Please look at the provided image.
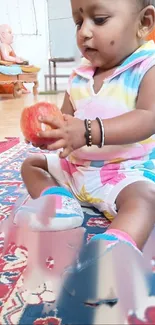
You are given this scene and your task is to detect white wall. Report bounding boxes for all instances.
[47,0,77,58]
[47,0,79,91]
[0,0,50,91]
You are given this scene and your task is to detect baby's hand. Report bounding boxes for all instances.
[38,114,86,158]
[16,57,24,64]
[24,138,47,150]
[24,139,30,144]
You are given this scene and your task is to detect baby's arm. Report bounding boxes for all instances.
[61,92,74,116]
[92,66,155,146]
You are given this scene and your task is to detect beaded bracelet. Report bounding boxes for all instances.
[96,117,105,148]
[84,119,92,147]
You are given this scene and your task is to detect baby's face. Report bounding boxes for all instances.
[71,0,141,69]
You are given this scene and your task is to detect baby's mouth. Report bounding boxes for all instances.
[84,47,97,53]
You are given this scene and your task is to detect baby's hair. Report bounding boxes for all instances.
[139,0,155,7]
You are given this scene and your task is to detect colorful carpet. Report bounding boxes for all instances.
[0,137,20,154]
[0,140,155,324]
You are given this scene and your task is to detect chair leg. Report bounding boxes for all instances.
[49,60,52,91]
[33,81,39,96]
[53,61,57,91]
[45,76,48,92]
[13,82,22,98]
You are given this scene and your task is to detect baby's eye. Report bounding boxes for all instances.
[93,17,108,25]
[75,21,83,30]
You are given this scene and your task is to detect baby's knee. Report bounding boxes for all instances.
[142,183,155,214]
[146,183,155,200]
[21,154,48,177]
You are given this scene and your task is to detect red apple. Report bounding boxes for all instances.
[20,102,63,146]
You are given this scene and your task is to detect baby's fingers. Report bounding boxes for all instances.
[59,147,71,158]
[38,129,62,139]
[46,139,66,151]
[39,116,63,128]
[25,139,30,144]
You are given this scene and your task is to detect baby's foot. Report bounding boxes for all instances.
[61,239,149,321]
[14,187,84,231]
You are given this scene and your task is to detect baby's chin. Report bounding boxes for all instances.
[81,49,117,70]
[87,58,112,70]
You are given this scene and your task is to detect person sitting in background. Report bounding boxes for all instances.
[0,24,24,64]
[0,24,29,94]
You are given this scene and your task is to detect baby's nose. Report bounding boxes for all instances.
[79,19,93,40]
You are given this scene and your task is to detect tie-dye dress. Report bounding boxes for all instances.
[46,41,155,220]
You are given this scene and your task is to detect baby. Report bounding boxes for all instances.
[22,0,155,256]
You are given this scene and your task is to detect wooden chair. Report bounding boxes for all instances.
[0,73,39,98]
[0,60,40,98]
[44,57,74,92]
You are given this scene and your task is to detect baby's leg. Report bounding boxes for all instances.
[21,154,57,199]
[20,154,84,231]
[62,182,155,315]
[109,181,155,250]
[92,181,155,251]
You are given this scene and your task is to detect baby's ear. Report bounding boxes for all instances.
[137,5,155,39]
